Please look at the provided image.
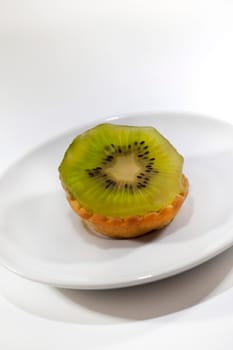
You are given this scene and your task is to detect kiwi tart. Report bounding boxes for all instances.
[59,123,188,238]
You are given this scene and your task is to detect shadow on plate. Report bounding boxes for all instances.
[1,245,233,325]
[55,246,233,323]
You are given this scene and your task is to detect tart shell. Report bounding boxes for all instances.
[63,175,189,239]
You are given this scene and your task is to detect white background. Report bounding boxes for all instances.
[0,1,233,349]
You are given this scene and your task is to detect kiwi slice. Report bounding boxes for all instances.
[59,123,184,218]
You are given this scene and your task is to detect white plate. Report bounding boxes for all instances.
[0,113,233,289]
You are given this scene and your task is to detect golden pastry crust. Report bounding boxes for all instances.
[63,175,189,239]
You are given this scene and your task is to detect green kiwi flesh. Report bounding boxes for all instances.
[59,123,184,218]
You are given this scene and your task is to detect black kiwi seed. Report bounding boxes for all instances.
[140,141,145,145]
[137,183,145,188]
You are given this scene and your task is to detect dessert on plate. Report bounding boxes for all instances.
[59,123,188,238]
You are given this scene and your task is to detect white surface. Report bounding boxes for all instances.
[1,0,233,349]
[0,113,233,290]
